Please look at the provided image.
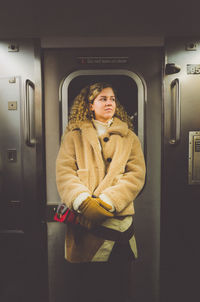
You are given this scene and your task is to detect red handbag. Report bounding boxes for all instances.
[54,203,79,224]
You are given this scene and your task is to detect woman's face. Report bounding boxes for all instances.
[90,87,116,123]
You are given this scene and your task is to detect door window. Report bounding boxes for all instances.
[60,70,145,149]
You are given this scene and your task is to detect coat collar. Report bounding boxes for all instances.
[106,117,129,137]
[69,117,129,137]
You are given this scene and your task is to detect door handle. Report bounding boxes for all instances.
[25,79,36,147]
[169,78,181,145]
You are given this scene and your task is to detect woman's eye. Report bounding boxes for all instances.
[99,97,115,102]
[100,97,107,102]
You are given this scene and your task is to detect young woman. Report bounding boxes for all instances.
[56,82,146,302]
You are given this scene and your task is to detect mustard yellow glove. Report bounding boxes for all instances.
[95,197,113,211]
[79,197,114,222]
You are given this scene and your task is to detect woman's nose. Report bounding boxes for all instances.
[105,98,113,105]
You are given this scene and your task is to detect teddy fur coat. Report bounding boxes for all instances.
[56,117,146,216]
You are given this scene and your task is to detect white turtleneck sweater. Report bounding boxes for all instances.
[92,118,113,137]
[73,119,115,212]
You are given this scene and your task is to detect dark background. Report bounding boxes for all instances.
[0,0,200,38]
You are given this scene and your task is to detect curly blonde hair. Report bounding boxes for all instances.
[68,82,133,130]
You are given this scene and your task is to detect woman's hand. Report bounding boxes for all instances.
[78,196,114,222]
[95,197,113,211]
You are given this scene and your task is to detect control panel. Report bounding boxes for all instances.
[188,131,200,185]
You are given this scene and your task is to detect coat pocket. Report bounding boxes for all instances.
[77,169,89,187]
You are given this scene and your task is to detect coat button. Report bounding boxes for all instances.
[103,137,109,142]
[107,157,112,163]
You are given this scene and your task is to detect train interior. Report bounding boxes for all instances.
[0,2,200,302]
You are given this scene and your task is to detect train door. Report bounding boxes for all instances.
[43,47,163,302]
[162,37,200,302]
[0,39,47,302]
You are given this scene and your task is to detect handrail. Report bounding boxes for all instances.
[169,78,181,145]
[25,79,35,147]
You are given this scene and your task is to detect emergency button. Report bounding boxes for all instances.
[103,137,109,142]
[107,157,112,163]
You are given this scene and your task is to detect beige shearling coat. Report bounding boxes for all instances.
[56,117,146,216]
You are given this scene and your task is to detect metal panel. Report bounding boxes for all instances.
[162,37,200,302]
[41,36,164,48]
[0,76,23,224]
[0,39,47,302]
[0,40,37,220]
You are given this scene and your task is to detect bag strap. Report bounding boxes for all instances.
[89,220,135,244]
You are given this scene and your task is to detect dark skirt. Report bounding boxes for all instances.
[64,241,135,302]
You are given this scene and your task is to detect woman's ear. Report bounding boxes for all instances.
[90,103,94,111]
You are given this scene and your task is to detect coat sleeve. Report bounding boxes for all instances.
[56,131,91,209]
[100,134,146,213]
